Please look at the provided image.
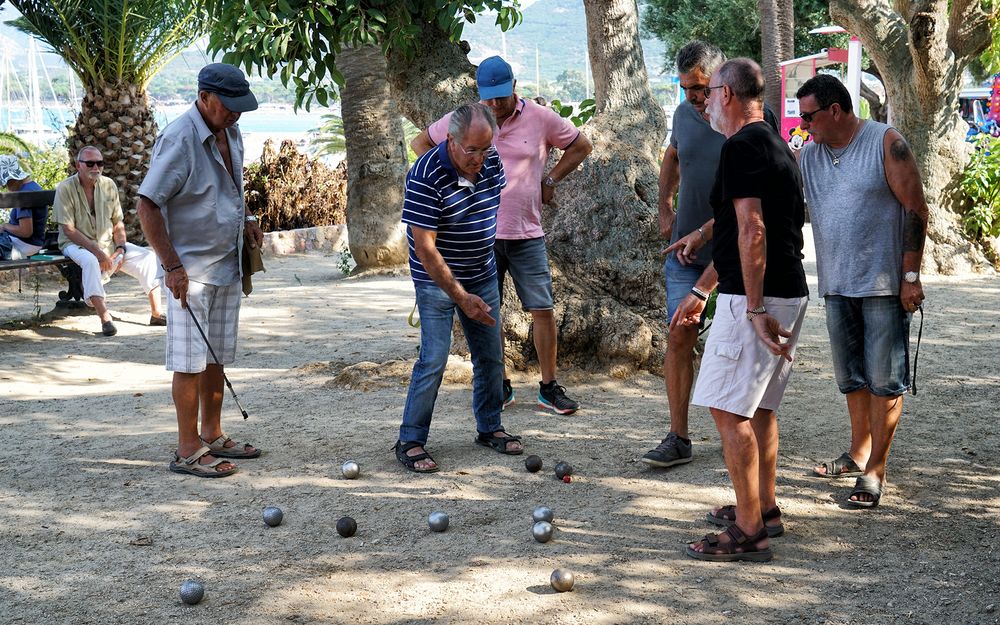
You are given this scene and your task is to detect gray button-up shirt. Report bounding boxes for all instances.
[138,104,246,286]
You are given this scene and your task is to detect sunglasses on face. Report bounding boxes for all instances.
[78,160,105,168]
[799,103,832,123]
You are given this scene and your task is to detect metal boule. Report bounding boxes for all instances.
[179,579,205,604]
[532,506,554,523]
[524,455,543,472]
[341,461,360,479]
[554,461,573,480]
[336,516,357,538]
[532,521,554,543]
[550,568,575,592]
[262,506,283,527]
[428,511,450,532]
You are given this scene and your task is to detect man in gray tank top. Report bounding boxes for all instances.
[796,74,928,508]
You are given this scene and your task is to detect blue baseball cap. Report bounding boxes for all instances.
[476,56,514,100]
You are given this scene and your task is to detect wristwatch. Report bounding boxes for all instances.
[903,271,919,283]
[543,176,558,187]
[245,215,258,223]
[746,305,767,321]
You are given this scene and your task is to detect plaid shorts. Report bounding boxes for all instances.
[166,280,242,373]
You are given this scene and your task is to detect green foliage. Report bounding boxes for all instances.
[0,132,34,156]
[205,0,522,111]
[8,0,209,89]
[553,69,587,101]
[960,134,1000,240]
[310,113,346,158]
[641,0,839,70]
[24,146,71,191]
[549,98,595,127]
[337,247,355,275]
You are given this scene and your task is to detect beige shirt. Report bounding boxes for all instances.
[138,104,245,286]
[54,174,123,255]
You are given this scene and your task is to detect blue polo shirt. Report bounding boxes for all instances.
[402,140,506,287]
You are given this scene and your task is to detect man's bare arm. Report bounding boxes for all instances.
[1,216,32,238]
[658,144,680,239]
[411,130,436,157]
[884,129,928,311]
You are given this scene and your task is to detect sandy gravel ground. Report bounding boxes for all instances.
[1,236,998,625]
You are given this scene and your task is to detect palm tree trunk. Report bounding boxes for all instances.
[339,46,408,270]
[70,82,158,243]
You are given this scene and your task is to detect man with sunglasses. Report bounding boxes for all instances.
[411,55,593,416]
[395,103,522,473]
[53,146,166,337]
[796,74,928,508]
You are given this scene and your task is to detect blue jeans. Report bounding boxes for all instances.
[399,278,504,445]
[825,295,911,396]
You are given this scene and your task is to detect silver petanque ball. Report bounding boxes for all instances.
[532,521,554,543]
[428,511,450,532]
[179,579,205,605]
[550,568,575,592]
[262,506,284,527]
[341,461,360,479]
[532,505,554,523]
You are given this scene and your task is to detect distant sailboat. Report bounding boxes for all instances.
[1,37,66,146]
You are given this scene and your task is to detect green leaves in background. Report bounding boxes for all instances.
[961,134,1000,240]
[206,0,522,111]
[550,98,595,127]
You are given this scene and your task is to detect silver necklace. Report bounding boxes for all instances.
[823,119,862,166]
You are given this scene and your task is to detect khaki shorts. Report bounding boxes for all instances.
[691,293,808,418]
[166,280,241,373]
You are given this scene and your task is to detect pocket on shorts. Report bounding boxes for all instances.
[714,341,743,361]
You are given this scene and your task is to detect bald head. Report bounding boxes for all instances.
[716,58,765,105]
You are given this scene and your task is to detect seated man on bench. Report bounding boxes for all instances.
[54,146,166,336]
[0,155,49,260]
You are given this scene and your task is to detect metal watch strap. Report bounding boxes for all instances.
[746,305,766,321]
[245,215,258,222]
[690,287,708,301]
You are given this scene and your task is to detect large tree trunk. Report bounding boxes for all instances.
[70,82,157,243]
[339,46,408,271]
[386,29,477,129]
[757,0,794,113]
[830,0,992,273]
[528,0,666,372]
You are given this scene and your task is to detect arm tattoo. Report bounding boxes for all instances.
[890,138,912,162]
[903,210,926,253]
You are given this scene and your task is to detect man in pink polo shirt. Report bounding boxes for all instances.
[412,55,593,415]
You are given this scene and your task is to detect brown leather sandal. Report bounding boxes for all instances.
[706,505,785,537]
[685,524,773,562]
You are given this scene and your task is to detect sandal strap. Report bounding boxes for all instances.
[480,430,521,443]
[177,445,213,465]
[762,506,782,522]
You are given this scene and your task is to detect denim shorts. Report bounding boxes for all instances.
[495,237,554,311]
[664,253,708,321]
[825,295,911,396]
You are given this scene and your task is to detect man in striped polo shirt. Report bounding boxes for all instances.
[394,103,525,473]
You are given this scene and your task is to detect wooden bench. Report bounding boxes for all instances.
[0,190,85,308]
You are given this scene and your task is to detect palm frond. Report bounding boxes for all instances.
[8,0,209,89]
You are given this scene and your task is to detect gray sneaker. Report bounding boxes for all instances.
[641,432,693,468]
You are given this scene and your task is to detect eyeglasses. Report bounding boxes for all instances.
[702,85,726,98]
[78,159,105,168]
[457,142,495,158]
[799,103,832,123]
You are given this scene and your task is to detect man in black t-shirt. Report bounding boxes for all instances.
[673,59,809,563]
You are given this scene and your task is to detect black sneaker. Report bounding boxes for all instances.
[537,381,579,415]
[502,379,515,410]
[641,432,693,468]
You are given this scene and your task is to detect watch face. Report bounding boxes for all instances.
[904,271,918,283]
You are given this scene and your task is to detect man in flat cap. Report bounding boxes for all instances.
[138,63,263,478]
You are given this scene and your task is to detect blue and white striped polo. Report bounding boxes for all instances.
[402,140,506,287]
